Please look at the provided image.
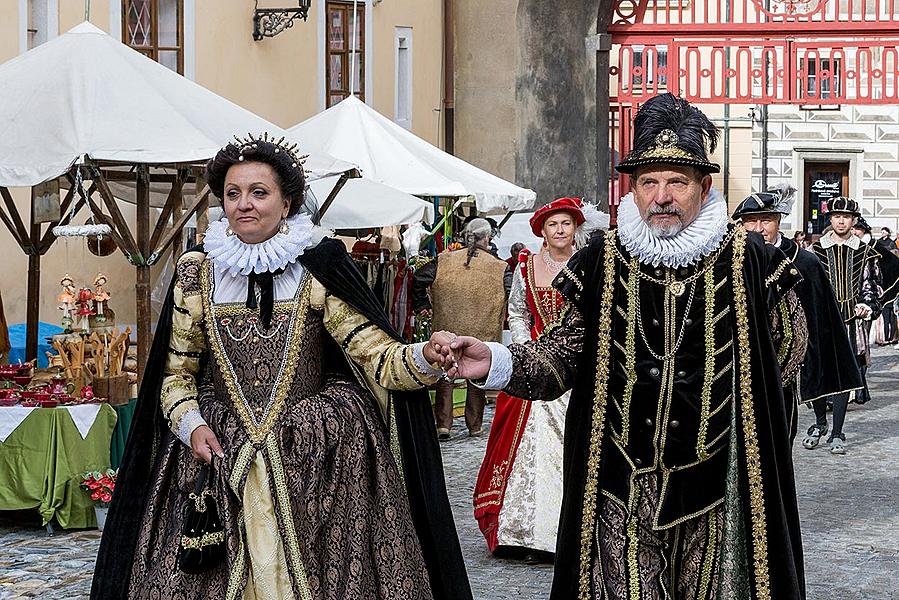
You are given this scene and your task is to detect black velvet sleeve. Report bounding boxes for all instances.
[505,305,586,401]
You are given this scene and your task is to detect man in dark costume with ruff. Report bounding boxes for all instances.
[433,93,808,600]
[732,187,863,443]
[806,198,899,453]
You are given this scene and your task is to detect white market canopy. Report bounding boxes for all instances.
[0,22,355,187]
[310,176,435,230]
[287,96,536,214]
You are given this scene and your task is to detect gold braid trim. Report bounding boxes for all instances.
[201,262,311,444]
[763,258,789,288]
[324,304,355,334]
[578,231,617,600]
[732,227,771,600]
[776,300,793,365]
[180,530,224,550]
[225,508,248,600]
[266,434,314,600]
[160,378,194,406]
[625,483,641,600]
[698,510,719,599]
[229,442,256,495]
[620,259,639,446]
[696,265,716,459]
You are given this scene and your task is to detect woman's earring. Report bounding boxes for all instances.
[226,227,234,236]
[279,219,290,235]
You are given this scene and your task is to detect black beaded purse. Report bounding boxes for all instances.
[177,459,226,574]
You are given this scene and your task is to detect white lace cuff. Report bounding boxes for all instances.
[473,342,513,390]
[177,407,208,447]
[411,342,444,378]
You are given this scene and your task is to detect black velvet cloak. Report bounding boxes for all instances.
[778,236,863,402]
[90,238,472,600]
[871,240,899,305]
[550,229,805,600]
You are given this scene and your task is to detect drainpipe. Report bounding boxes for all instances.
[443,0,454,155]
[723,0,731,201]
[760,104,769,191]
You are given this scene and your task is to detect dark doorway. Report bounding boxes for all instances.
[805,161,849,235]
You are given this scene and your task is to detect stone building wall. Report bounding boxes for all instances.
[753,104,899,233]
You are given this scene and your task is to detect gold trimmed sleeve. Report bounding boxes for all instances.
[162,252,209,446]
[314,277,440,390]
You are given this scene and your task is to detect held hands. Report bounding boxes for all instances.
[427,331,493,381]
[190,425,225,464]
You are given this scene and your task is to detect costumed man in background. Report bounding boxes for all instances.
[809,199,899,451]
[733,187,863,444]
[431,93,808,600]
[413,218,510,440]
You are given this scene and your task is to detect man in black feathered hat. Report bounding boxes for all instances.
[733,187,863,445]
[429,93,808,600]
[809,198,897,451]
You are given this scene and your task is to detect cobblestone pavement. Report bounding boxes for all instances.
[1,349,898,599]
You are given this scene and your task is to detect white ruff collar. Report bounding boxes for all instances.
[616,188,729,268]
[204,214,320,277]
[819,231,861,250]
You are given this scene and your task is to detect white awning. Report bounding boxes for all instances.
[287,96,536,213]
[0,22,355,187]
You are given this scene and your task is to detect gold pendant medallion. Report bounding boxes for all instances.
[669,280,686,297]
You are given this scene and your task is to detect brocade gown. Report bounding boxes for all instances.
[125,251,444,600]
[474,251,568,553]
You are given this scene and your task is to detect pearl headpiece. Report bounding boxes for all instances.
[228,132,311,175]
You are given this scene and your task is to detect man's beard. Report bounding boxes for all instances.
[645,206,686,238]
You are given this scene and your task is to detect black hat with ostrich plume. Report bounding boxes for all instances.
[616,93,720,174]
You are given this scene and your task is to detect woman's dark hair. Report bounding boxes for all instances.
[205,137,307,217]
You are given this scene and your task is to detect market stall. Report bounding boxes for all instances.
[287,96,537,241]
[0,400,117,530]
[0,22,356,377]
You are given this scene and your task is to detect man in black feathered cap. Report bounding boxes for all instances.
[733,186,863,444]
[809,198,899,452]
[430,93,809,600]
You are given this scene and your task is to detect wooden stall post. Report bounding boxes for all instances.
[25,224,40,362]
[195,173,209,240]
[135,165,151,380]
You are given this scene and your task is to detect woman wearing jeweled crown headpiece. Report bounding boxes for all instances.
[91,134,473,600]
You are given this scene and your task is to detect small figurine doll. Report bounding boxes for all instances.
[93,273,111,323]
[74,287,95,332]
[57,274,77,331]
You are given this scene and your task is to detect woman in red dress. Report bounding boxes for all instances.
[473,198,607,563]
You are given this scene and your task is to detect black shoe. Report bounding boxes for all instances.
[523,550,554,565]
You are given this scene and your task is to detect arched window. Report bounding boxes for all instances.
[123,0,184,74]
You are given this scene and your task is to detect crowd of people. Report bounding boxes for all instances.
[88,92,897,600]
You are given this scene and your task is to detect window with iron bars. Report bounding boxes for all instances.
[803,57,842,100]
[627,46,668,91]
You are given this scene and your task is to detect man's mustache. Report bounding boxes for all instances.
[647,205,684,217]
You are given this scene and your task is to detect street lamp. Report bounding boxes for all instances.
[252,0,312,41]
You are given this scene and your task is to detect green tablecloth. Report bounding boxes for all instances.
[110,398,138,470]
[0,404,117,528]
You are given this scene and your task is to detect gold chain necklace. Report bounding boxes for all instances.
[612,228,735,297]
[634,273,699,361]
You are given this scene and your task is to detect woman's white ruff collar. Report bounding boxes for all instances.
[616,188,729,268]
[204,214,316,276]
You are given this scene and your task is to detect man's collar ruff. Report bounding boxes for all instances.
[819,231,861,250]
[616,188,729,268]
[204,213,326,277]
